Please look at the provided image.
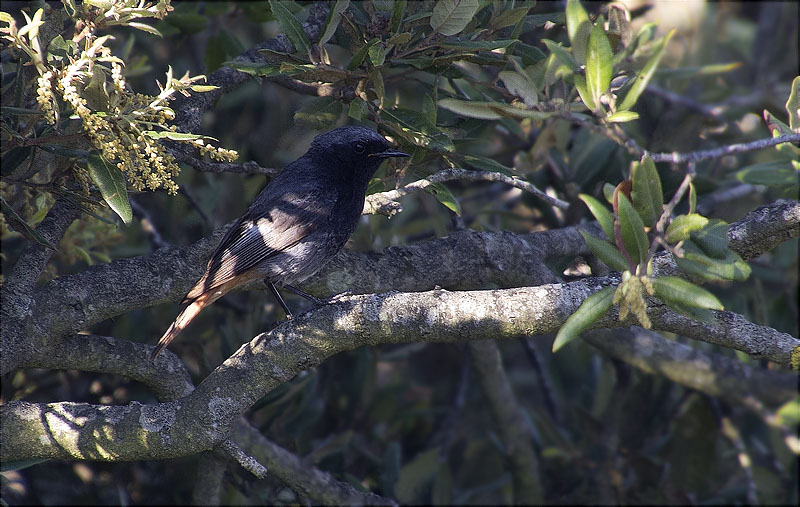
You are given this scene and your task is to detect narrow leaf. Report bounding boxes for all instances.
[498,70,538,106]
[541,39,578,72]
[491,6,530,30]
[565,0,591,65]
[586,17,612,110]
[631,156,663,228]
[580,230,629,272]
[438,98,503,120]
[617,193,649,267]
[652,276,723,310]
[86,152,132,224]
[579,193,614,241]
[553,286,615,352]
[319,0,350,47]
[424,182,461,215]
[617,29,674,111]
[0,196,59,250]
[605,110,639,122]
[269,0,311,55]
[786,76,800,131]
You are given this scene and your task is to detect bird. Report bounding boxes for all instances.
[150,126,408,359]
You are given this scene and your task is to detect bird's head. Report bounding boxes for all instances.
[309,126,408,174]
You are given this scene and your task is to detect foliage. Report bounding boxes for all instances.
[1,0,798,505]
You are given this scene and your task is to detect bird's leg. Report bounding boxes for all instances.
[282,284,326,305]
[266,281,293,319]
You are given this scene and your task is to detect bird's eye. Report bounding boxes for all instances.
[354,142,366,154]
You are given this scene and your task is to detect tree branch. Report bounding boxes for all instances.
[646,133,800,164]
[3,282,796,463]
[363,168,569,217]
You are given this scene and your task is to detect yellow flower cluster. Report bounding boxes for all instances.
[613,271,654,329]
[35,70,57,124]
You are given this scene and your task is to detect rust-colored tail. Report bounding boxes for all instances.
[150,291,217,360]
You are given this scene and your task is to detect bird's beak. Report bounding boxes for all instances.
[371,148,409,159]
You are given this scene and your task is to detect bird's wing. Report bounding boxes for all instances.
[185,186,337,301]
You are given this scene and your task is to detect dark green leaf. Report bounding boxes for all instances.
[86,152,132,225]
[348,97,369,120]
[269,0,311,55]
[390,0,407,33]
[369,43,387,66]
[294,96,342,129]
[553,285,615,352]
[439,39,517,50]
[514,42,546,66]
[347,38,379,70]
[424,182,461,215]
[319,0,349,47]
[462,154,512,175]
[736,160,797,187]
[0,196,59,250]
[579,194,614,241]
[1,147,33,176]
[617,193,649,267]
[617,29,674,111]
[665,214,708,244]
[438,98,503,120]
[491,6,530,30]
[674,240,751,282]
[631,156,663,228]
[430,0,480,36]
[395,447,441,504]
[541,39,578,72]
[691,220,729,259]
[580,230,629,272]
[652,276,723,310]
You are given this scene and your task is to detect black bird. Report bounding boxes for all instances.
[150,126,408,359]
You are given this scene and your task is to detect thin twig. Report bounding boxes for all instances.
[221,439,269,479]
[363,167,569,216]
[647,133,800,164]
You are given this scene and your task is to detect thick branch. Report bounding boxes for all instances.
[3,282,796,462]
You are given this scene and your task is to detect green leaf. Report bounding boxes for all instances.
[190,84,219,93]
[347,38,378,70]
[462,154,512,175]
[370,68,384,108]
[541,39,578,72]
[573,74,595,111]
[498,70,538,106]
[438,98,503,120]
[580,230,629,272]
[0,196,59,250]
[319,0,349,47]
[394,447,441,504]
[294,96,342,129]
[348,97,369,120]
[631,156,663,228]
[514,42,546,66]
[736,160,798,187]
[605,110,639,122]
[422,94,436,125]
[688,182,697,214]
[491,6,530,30]
[369,43,387,67]
[586,17,612,110]
[553,285,615,352]
[86,152,132,225]
[674,240,751,282]
[579,194,614,241]
[390,0,407,33]
[786,76,800,131]
[565,0,591,65]
[665,214,708,244]
[691,220,729,259]
[430,0,480,36]
[603,182,615,204]
[486,102,553,121]
[617,193,649,267]
[424,182,461,215]
[439,39,517,50]
[269,0,311,55]
[652,276,723,310]
[617,29,674,112]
